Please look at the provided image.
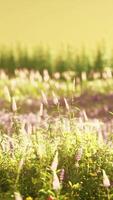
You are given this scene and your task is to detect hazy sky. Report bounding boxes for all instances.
[0,0,113,51]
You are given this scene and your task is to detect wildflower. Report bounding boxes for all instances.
[102,170,110,188]
[75,148,83,162]
[4,86,11,102]
[51,151,58,171]
[53,171,60,191]
[59,168,65,183]
[41,91,48,105]
[52,91,59,105]
[43,69,50,81]
[14,192,23,200]
[11,97,17,112]
[64,98,69,111]
[53,72,60,79]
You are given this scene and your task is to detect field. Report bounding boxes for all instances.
[0,47,113,200]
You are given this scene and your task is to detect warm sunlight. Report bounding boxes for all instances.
[0,0,113,51]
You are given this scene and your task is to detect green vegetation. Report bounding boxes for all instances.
[0,46,112,82]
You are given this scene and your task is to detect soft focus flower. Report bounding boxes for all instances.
[11,97,17,112]
[43,69,50,81]
[102,169,110,188]
[4,86,11,102]
[41,91,48,105]
[52,91,59,105]
[75,148,83,162]
[14,192,23,200]
[53,171,60,191]
[51,151,58,171]
[53,72,60,79]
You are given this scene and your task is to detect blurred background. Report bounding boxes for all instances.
[0,0,113,53]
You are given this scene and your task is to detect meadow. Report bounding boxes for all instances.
[0,47,113,200]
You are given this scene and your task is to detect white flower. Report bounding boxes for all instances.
[14,192,23,200]
[51,151,58,171]
[53,171,60,191]
[102,170,110,188]
[11,97,17,112]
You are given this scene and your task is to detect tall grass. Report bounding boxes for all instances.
[0,45,112,81]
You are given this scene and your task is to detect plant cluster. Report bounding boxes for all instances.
[0,104,113,200]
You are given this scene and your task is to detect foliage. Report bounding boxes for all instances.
[0,45,112,81]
